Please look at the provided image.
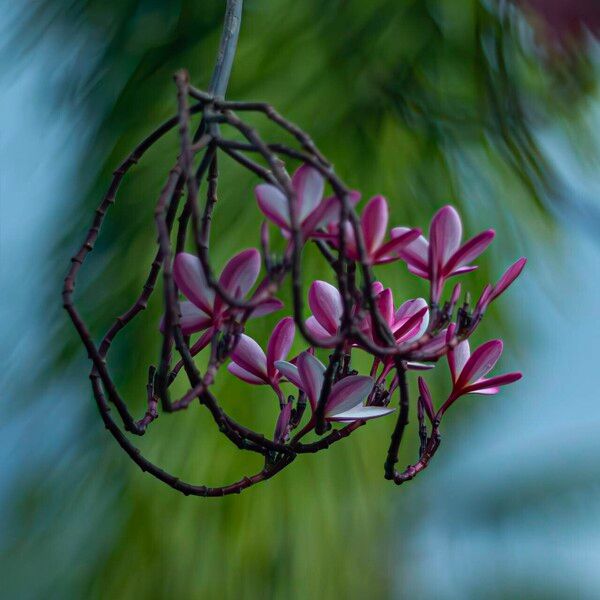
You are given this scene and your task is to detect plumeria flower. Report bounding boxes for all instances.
[392,205,495,303]
[275,352,394,422]
[170,249,282,353]
[227,317,295,395]
[439,324,522,415]
[255,164,360,240]
[327,195,421,265]
[478,257,527,313]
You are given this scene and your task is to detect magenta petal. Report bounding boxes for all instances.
[297,352,326,408]
[375,228,422,263]
[219,248,261,298]
[490,257,527,303]
[429,205,462,268]
[457,339,503,389]
[255,183,291,230]
[178,301,212,335]
[173,252,215,314]
[326,375,374,416]
[394,306,428,342]
[361,195,388,255]
[448,265,478,277]
[418,377,436,422]
[463,372,522,394]
[308,280,343,334]
[231,334,268,381]
[452,340,470,382]
[371,281,385,296]
[406,263,430,279]
[418,329,449,355]
[292,164,325,222]
[329,405,394,422]
[305,190,361,234]
[266,317,295,378]
[228,362,267,385]
[273,360,304,390]
[444,229,495,275]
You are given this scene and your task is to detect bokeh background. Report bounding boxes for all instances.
[1,1,599,598]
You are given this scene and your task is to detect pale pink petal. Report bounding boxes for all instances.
[489,257,527,303]
[407,362,435,370]
[448,265,478,277]
[453,340,471,382]
[227,362,267,385]
[468,387,499,395]
[297,352,326,409]
[326,376,374,416]
[406,263,430,279]
[371,281,385,295]
[444,230,495,275]
[418,329,448,355]
[267,317,295,378]
[463,372,522,394]
[308,280,343,334]
[456,340,503,389]
[173,252,215,314]
[230,334,268,381]
[255,183,291,230]
[429,205,462,268]
[394,306,428,343]
[361,195,388,255]
[330,405,395,422]
[178,301,212,335]
[305,316,337,346]
[393,298,429,341]
[273,360,304,390]
[292,164,325,222]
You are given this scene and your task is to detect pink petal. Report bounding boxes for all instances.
[274,402,293,443]
[361,195,388,255]
[303,191,361,235]
[227,363,267,385]
[393,298,429,341]
[394,306,428,342]
[308,280,343,334]
[292,164,325,222]
[255,183,291,230]
[326,375,374,416]
[374,228,422,263]
[375,288,395,327]
[418,377,436,422]
[248,298,284,318]
[448,265,478,277]
[429,205,462,268]
[173,253,215,314]
[406,263,430,279]
[329,405,395,422]
[393,228,430,272]
[305,316,337,346]
[456,339,503,389]
[453,340,471,382]
[297,352,326,409]
[178,301,212,335]
[273,360,304,390]
[407,362,435,371]
[230,334,268,381]
[444,230,495,275]
[418,329,449,355]
[219,248,261,298]
[267,317,295,378]
[489,257,527,303]
[463,372,522,394]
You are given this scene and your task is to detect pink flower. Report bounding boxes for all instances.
[305,280,343,347]
[275,352,395,422]
[170,250,282,353]
[328,195,421,265]
[440,325,522,415]
[255,164,360,240]
[227,317,295,390]
[392,205,495,303]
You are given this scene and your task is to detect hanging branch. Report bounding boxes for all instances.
[63,0,526,497]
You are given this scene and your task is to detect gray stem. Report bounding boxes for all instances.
[208,0,244,99]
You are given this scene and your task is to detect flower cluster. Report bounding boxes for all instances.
[171,163,525,476]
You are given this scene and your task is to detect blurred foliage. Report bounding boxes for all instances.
[2,0,599,598]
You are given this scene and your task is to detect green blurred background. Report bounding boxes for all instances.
[1,1,599,598]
